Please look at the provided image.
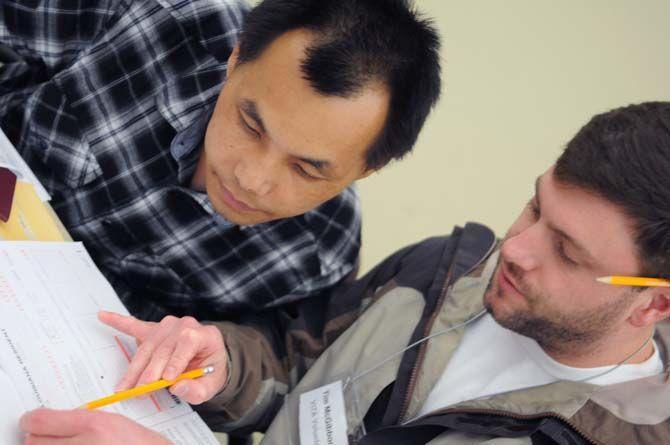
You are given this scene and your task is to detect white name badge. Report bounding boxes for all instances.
[299,380,349,445]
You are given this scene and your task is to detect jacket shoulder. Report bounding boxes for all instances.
[390,222,496,296]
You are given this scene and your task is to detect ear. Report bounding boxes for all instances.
[628,288,670,328]
[227,43,241,74]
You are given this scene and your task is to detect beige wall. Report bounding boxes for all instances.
[357,0,670,272]
[246,0,670,271]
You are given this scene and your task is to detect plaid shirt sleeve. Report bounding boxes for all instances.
[0,1,118,71]
[0,1,118,143]
[0,0,362,322]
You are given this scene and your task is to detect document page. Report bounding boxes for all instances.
[0,242,218,444]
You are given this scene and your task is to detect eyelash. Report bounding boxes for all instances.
[239,112,260,138]
[527,199,578,266]
[556,239,578,266]
[293,164,318,180]
[238,111,320,181]
[528,199,540,219]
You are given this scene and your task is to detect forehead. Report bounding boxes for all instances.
[541,168,641,274]
[233,29,389,175]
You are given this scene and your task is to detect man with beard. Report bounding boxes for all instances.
[21,102,670,443]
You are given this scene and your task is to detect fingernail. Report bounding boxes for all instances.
[175,385,189,397]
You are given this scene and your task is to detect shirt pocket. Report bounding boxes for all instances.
[22,81,102,188]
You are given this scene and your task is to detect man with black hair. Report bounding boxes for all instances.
[0,0,441,321]
[22,102,670,443]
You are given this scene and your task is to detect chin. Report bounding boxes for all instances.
[483,288,517,322]
[216,207,262,225]
[215,203,276,226]
[483,291,501,318]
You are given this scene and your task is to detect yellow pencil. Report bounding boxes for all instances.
[596,276,670,288]
[82,366,215,410]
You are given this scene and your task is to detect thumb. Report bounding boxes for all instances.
[169,366,228,405]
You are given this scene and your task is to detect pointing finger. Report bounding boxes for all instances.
[98,311,156,342]
[114,316,179,391]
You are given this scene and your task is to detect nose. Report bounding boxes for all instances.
[500,226,540,273]
[233,153,277,197]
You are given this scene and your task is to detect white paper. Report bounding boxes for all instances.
[299,380,349,445]
[0,241,218,444]
[0,127,50,201]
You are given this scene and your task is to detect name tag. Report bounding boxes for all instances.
[299,380,349,445]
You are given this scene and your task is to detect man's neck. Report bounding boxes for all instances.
[541,328,655,369]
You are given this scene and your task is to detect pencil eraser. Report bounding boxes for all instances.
[0,166,17,222]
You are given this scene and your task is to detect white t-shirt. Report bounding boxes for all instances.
[418,314,663,417]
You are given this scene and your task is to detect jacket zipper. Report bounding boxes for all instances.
[397,236,498,423]
[392,232,599,444]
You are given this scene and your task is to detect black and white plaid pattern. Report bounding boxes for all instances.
[0,0,361,321]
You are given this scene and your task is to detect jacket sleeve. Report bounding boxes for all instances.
[194,237,450,434]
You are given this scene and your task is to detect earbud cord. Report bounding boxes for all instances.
[576,331,655,383]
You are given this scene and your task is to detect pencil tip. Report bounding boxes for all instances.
[595,276,610,284]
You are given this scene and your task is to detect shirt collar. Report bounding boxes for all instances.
[168,104,246,230]
[169,103,214,162]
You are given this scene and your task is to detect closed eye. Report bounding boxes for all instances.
[293,163,319,180]
[555,238,578,266]
[238,110,260,138]
[529,197,578,266]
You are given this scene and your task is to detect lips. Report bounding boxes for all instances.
[498,263,523,296]
[217,177,259,213]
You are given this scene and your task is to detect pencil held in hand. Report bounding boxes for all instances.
[83,366,215,410]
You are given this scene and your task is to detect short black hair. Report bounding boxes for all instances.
[555,102,670,278]
[237,0,441,170]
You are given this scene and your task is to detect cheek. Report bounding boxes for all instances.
[531,269,587,310]
[204,125,242,172]
[275,181,343,214]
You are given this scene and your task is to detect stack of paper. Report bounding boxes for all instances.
[0,242,219,444]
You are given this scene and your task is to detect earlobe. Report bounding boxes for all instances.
[628,290,670,327]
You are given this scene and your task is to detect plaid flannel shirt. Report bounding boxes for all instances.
[0,0,361,321]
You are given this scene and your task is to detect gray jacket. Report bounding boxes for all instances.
[198,223,670,444]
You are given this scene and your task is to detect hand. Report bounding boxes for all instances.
[99,311,229,405]
[21,408,171,445]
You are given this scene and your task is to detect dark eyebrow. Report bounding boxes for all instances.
[535,175,597,265]
[239,99,334,177]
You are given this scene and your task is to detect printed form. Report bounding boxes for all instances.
[0,242,219,444]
